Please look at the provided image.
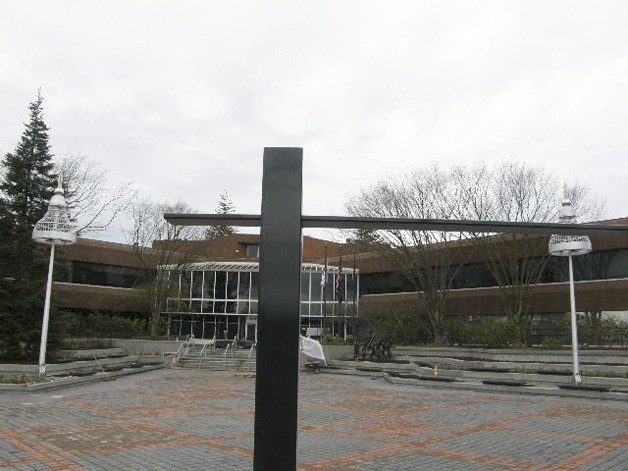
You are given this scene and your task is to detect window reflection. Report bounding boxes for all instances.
[215,272,226,299]
[251,272,260,299]
[165,265,360,325]
[239,272,251,299]
[203,271,215,299]
[227,272,238,299]
[191,271,203,298]
[180,271,191,298]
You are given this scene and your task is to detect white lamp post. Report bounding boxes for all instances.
[548,194,591,385]
[32,177,76,376]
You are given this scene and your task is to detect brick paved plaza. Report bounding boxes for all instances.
[0,369,626,470]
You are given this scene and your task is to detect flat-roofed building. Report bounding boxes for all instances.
[54,218,628,343]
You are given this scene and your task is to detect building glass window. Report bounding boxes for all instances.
[202,301,213,313]
[345,273,357,301]
[311,273,322,300]
[322,273,335,301]
[227,272,238,299]
[239,272,251,299]
[246,244,260,258]
[606,250,628,278]
[180,272,191,298]
[215,272,226,300]
[68,261,145,288]
[300,274,310,300]
[310,303,322,316]
[165,262,359,339]
[191,271,203,298]
[250,272,260,299]
[203,271,215,299]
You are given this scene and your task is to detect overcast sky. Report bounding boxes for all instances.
[1,1,627,242]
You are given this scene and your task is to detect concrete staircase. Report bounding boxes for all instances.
[177,344,256,372]
[328,346,628,392]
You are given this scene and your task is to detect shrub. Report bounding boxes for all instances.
[52,311,148,339]
[476,317,520,348]
[320,335,350,345]
[542,337,563,350]
[444,316,520,348]
[444,319,473,346]
[0,374,46,384]
[363,308,432,345]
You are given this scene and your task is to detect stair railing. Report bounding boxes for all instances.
[182,334,194,357]
[223,334,237,368]
[198,343,208,369]
[164,337,191,367]
[248,342,257,359]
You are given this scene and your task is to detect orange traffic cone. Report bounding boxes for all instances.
[433,366,438,379]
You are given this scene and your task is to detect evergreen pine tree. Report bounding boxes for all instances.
[0,92,56,359]
[204,190,237,240]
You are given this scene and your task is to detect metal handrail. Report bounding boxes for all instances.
[223,335,238,368]
[162,342,184,359]
[198,343,207,369]
[223,342,231,369]
[248,342,257,359]
[162,341,186,367]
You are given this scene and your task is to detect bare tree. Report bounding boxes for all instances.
[452,160,605,344]
[55,154,134,235]
[127,199,205,337]
[347,166,467,344]
[349,159,605,346]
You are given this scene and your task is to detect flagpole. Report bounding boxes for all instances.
[323,243,327,337]
[352,240,357,349]
[344,247,348,322]
[334,247,343,337]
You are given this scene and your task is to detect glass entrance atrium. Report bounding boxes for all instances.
[164,261,359,341]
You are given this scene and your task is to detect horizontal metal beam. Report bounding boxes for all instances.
[302,216,627,236]
[164,213,262,227]
[164,213,627,236]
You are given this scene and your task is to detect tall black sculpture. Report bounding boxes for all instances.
[165,147,626,471]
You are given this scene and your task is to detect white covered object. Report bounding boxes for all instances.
[300,336,326,366]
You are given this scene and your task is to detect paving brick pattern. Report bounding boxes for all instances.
[0,369,626,470]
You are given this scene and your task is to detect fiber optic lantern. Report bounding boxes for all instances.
[32,177,76,376]
[548,195,591,385]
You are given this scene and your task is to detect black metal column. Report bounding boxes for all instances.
[254,148,303,470]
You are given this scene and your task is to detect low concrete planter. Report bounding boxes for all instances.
[110,339,181,354]
[322,345,354,361]
[0,363,165,392]
[64,338,183,355]
[57,348,126,360]
[395,346,628,365]
[0,355,165,378]
[0,364,39,376]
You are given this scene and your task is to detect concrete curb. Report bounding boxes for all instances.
[0,364,165,392]
[381,371,628,401]
[318,365,628,402]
